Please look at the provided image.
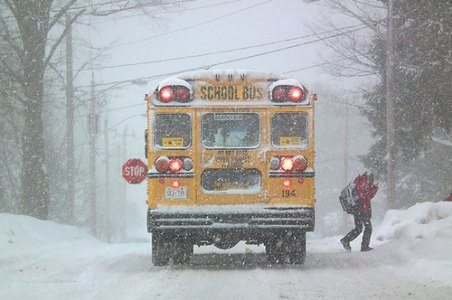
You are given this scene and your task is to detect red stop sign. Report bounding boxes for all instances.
[122,159,148,184]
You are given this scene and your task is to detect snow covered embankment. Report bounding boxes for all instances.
[0,213,97,258]
[374,202,452,285]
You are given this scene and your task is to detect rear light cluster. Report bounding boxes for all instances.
[158,85,191,103]
[155,156,193,173]
[270,155,308,173]
[271,85,304,103]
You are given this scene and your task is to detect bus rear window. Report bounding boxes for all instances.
[202,113,260,149]
[271,113,308,148]
[154,114,191,149]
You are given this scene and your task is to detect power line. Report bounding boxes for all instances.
[80,25,367,88]
[88,0,247,23]
[111,0,273,47]
[87,24,362,71]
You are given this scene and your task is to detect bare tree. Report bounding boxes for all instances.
[0,0,176,220]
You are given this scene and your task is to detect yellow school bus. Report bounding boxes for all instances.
[145,70,316,265]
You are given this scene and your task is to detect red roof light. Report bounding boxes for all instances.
[289,86,303,102]
[159,87,174,102]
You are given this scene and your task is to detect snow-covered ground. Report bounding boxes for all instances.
[1,202,451,300]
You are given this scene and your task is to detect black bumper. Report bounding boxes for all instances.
[147,205,315,237]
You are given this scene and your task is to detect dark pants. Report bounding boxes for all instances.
[343,211,372,248]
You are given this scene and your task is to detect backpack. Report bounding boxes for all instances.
[339,182,359,214]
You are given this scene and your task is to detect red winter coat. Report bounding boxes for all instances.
[354,174,378,217]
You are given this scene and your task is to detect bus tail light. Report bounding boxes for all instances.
[271,85,304,103]
[168,158,182,173]
[182,157,193,171]
[269,157,280,170]
[292,155,308,172]
[281,157,294,172]
[159,87,173,102]
[158,85,191,102]
[155,156,169,172]
[289,87,303,102]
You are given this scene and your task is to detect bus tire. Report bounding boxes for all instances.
[172,241,193,265]
[290,232,306,265]
[152,234,169,266]
[265,240,286,264]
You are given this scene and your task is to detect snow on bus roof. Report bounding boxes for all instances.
[154,69,297,91]
[177,69,290,81]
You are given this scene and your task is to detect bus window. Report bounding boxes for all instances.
[271,112,308,148]
[154,114,192,149]
[202,169,261,194]
[202,113,260,149]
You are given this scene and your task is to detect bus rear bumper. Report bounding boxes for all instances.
[147,205,315,238]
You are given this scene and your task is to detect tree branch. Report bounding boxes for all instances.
[44,8,85,68]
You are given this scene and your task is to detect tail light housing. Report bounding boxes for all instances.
[158,85,191,102]
[270,156,308,173]
[155,156,193,173]
[271,85,304,103]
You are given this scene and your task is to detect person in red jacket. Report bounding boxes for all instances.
[444,191,452,202]
[340,172,378,252]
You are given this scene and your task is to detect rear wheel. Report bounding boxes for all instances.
[289,232,306,265]
[265,231,306,265]
[152,234,169,266]
[172,241,193,265]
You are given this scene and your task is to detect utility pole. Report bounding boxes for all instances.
[104,116,111,242]
[120,125,134,241]
[341,97,350,232]
[385,0,396,210]
[65,14,75,224]
[89,73,98,235]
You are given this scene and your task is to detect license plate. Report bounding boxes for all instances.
[165,187,187,199]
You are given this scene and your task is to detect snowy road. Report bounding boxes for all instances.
[1,203,452,300]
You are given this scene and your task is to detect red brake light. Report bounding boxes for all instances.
[281,157,294,172]
[272,86,287,101]
[175,86,190,101]
[283,179,291,188]
[155,156,169,172]
[292,155,308,171]
[168,158,182,173]
[289,87,303,102]
[171,180,180,189]
[159,87,173,102]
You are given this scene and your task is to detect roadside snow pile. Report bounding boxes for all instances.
[375,201,452,242]
[0,213,96,254]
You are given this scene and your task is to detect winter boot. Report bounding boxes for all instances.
[361,246,373,252]
[340,238,351,251]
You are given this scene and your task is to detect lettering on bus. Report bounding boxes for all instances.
[199,85,264,101]
[215,150,250,168]
[213,182,249,190]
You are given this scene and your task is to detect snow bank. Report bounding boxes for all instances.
[0,213,96,255]
[375,202,452,242]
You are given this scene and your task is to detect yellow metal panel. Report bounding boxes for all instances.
[147,97,316,209]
